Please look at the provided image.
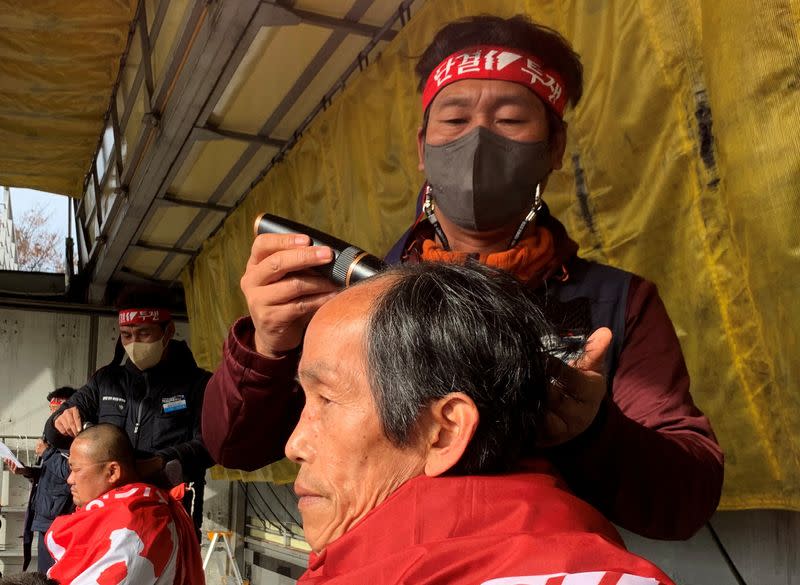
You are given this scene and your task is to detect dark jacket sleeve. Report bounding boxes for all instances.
[549,277,724,540]
[154,368,214,477]
[202,317,305,470]
[19,466,41,482]
[43,377,101,449]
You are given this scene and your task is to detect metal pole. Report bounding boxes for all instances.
[87,314,99,378]
[66,195,75,280]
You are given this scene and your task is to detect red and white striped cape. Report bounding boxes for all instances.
[46,482,203,585]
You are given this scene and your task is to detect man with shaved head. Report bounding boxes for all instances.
[44,425,203,585]
[63,424,137,509]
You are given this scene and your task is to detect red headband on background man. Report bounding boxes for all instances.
[422,45,567,118]
[118,308,172,326]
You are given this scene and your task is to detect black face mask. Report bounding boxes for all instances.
[423,126,551,231]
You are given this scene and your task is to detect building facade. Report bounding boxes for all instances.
[0,186,19,270]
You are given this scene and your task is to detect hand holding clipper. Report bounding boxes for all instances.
[254,213,385,287]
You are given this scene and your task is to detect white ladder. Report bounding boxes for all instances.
[203,530,246,585]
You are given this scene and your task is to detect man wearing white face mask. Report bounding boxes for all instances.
[118,308,175,370]
[44,287,212,539]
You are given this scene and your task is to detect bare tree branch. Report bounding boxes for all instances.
[13,203,65,272]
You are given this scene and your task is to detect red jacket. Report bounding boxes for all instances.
[46,482,203,585]
[299,467,675,585]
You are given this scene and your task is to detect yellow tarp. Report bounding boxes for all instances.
[184,0,800,510]
[0,0,136,197]
[210,459,299,485]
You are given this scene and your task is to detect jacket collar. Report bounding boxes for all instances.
[396,202,578,283]
[306,459,621,577]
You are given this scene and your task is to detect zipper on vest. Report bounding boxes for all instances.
[133,373,150,446]
[133,401,144,444]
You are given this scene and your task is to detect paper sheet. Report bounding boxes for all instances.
[0,440,24,468]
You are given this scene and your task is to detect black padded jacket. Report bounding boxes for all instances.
[45,339,213,480]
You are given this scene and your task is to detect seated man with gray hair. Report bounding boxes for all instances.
[44,424,203,585]
[286,261,675,584]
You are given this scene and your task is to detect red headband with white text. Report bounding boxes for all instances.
[422,45,567,118]
[118,308,171,326]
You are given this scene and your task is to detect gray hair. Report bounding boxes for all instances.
[365,260,558,474]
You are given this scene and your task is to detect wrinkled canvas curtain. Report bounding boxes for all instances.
[0,1,136,197]
[184,0,800,510]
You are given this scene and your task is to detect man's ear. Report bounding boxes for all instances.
[549,122,568,171]
[106,461,123,486]
[417,126,425,172]
[422,392,479,477]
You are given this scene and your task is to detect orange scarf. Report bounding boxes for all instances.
[420,225,569,284]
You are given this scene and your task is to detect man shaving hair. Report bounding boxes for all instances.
[116,295,175,371]
[203,13,722,542]
[45,286,213,538]
[415,16,579,252]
